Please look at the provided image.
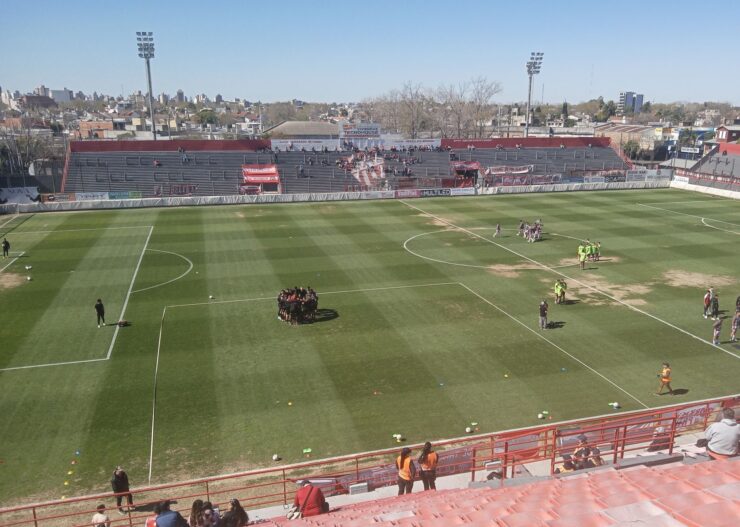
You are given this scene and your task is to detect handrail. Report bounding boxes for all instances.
[1,395,737,526]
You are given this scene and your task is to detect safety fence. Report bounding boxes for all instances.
[1,395,737,527]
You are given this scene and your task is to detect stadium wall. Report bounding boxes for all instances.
[2,180,671,214]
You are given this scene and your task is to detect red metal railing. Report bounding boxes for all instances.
[1,395,737,527]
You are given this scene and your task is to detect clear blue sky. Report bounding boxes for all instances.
[1,0,737,105]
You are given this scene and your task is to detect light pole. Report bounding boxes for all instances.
[136,32,157,140]
[525,51,544,138]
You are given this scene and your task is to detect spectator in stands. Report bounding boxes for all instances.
[554,455,576,474]
[188,499,204,526]
[221,498,249,526]
[145,503,162,527]
[418,441,439,490]
[647,426,672,452]
[201,501,219,526]
[292,481,328,518]
[153,159,162,167]
[572,435,591,470]
[704,408,740,460]
[110,466,133,514]
[155,501,188,527]
[588,447,605,467]
[396,447,416,495]
[92,503,110,527]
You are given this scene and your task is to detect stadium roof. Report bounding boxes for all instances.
[265,120,338,138]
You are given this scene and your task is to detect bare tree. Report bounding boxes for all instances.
[398,82,427,139]
[437,82,470,138]
[469,76,502,138]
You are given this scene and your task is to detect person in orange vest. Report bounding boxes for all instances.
[418,442,439,491]
[395,447,416,495]
[655,362,673,396]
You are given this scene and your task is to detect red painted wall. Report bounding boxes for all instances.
[70,139,270,153]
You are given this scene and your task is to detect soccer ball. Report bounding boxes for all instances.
[537,413,544,419]
[26,276,32,281]
[209,295,214,299]
[272,454,279,461]
[465,426,472,433]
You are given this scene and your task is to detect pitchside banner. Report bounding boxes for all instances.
[450,187,476,196]
[76,192,109,201]
[420,188,451,197]
[0,187,41,204]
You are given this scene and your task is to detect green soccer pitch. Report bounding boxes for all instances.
[0,189,738,504]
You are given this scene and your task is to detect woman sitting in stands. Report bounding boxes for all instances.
[220,498,249,527]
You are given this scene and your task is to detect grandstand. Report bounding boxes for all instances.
[59,137,631,198]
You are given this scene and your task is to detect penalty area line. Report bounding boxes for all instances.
[457,282,649,409]
[148,306,167,483]
[106,226,154,360]
[0,251,26,273]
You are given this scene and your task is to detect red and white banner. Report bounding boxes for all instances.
[452,161,482,172]
[242,164,280,184]
[484,165,533,175]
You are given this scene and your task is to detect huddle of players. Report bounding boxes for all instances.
[577,240,600,269]
[517,219,542,243]
[277,287,319,325]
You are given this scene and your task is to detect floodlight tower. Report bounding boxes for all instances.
[524,52,544,138]
[136,31,157,140]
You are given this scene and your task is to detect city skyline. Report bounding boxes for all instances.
[1,0,739,106]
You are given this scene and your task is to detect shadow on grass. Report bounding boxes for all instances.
[547,321,566,329]
[561,299,579,306]
[672,388,689,396]
[313,308,339,323]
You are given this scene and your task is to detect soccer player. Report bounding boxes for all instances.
[95,299,106,328]
[731,310,739,343]
[539,300,549,330]
[711,294,720,321]
[712,318,722,345]
[594,242,601,261]
[557,279,567,304]
[494,223,501,238]
[518,220,525,237]
[577,243,586,270]
[554,280,562,304]
[655,362,673,396]
[703,289,711,319]
[1,237,9,259]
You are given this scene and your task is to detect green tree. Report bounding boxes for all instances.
[193,109,218,125]
[623,140,640,159]
[561,101,568,118]
[641,101,652,113]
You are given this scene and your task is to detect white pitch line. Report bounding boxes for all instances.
[147,306,167,483]
[637,202,740,227]
[639,199,734,205]
[0,214,19,230]
[0,251,25,273]
[12,225,154,235]
[403,231,578,271]
[147,281,460,478]
[105,226,154,360]
[0,357,108,373]
[701,218,740,236]
[166,282,460,309]
[132,249,194,293]
[458,282,648,408]
[400,200,740,360]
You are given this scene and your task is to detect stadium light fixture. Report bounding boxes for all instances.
[525,52,544,138]
[135,31,157,140]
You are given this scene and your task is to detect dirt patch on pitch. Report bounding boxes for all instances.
[417,213,450,228]
[662,270,736,289]
[569,275,651,307]
[0,273,24,290]
[488,263,543,278]
[235,211,246,218]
